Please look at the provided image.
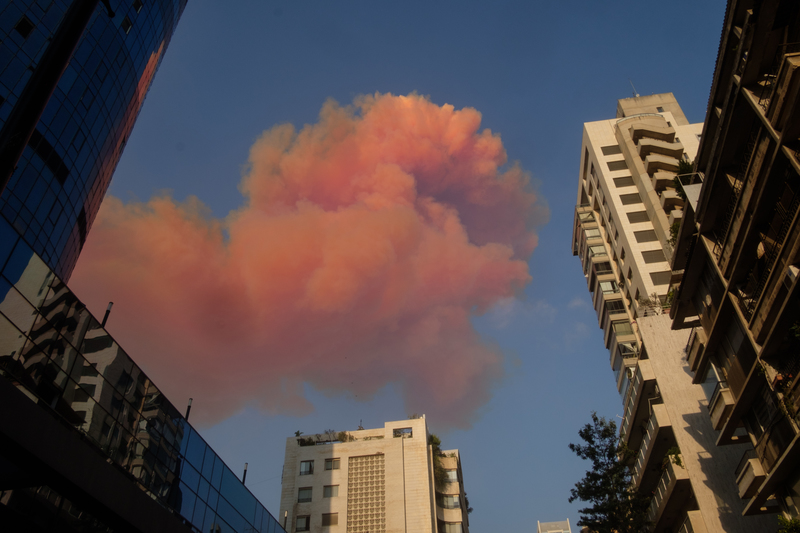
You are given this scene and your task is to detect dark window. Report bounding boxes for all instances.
[322,513,338,526]
[325,458,340,470]
[14,17,34,39]
[298,487,312,503]
[634,230,658,243]
[642,250,666,263]
[323,485,338,498]
[607,300,626,313]
[650,271,672,285]
[121,16,133,34]
[620,193,642,205]
[657,107,664,112]
[613,176,635,187]
[601,145,623,156]
[296,515,310,531]
[627,211,650,223]
[393,427,412,438]
[607,160,628,171]
[28,129,70,185]
[612,321,634,336]
[300,461,313,475]
[133,0,144,12]
[594,262,613,274]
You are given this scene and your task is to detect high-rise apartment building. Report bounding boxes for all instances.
[669,0,800,520]
[0,0,185,280]
[279,418,470,533]
[572,93,776,532]
[0,2,286,532]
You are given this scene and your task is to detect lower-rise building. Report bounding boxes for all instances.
[279,417,469,533]
[537,519,571,533]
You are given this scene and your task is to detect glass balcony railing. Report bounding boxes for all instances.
[645,455,683,526]
[621,364,644,439]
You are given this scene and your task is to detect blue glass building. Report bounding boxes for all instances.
[0,0,184,281]
[0,2,288,532]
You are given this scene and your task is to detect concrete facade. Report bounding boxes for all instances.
[572,94,777,531]
[279,418,469,533]
[669,0,800,521]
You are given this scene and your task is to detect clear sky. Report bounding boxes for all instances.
[70,1,727,530]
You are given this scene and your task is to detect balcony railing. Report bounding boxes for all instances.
[621,364,644,439]
[645,455,684,527]
[632,409,658,482]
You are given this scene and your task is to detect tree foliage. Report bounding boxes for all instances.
[568,413,650,533]
[428,434,448,490]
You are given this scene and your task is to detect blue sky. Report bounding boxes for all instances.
[93,1,728,529]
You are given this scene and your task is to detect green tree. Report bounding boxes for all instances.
[778,516,800,533]
[568,413,650,533]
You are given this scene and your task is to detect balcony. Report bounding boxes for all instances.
[632,404,673,488]
[660,189,684,212]
[644,154,680,175]
[708,380,734,430]
[630,122,676,144]
[645,454,691,532]
[684,328,705,372]
[620,360,658,451]
[651,171,674,192]
[677,510,708,533]
[735,449,766,499]
[638,139,685,160]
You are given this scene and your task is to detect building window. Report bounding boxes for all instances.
[322,513,338,526]
[438,521,463,533]
[298,487,312,503]
[323,485,339,498]
[393,427,413,438]
[606,300,626,314]
[607,160,628,171]
[445,470,458,483]
[649,271,672,285]
[300,460,314,475]
[612,320,634,336]
[626,211,650,224]
[656,107,664,112]
[585,228,601,239]
[325,458,340,470]
[437,494,461,509]
[14,16,34,39]
[589,245,607,258]
[133,0,144,12]
[599,280,619,294]
[634,230,658,243]
[594,262,613,274]
[618,341,638,359]
[601,145,623,156]
[296,515,310,531]
[121,16,133,34]
[620,193,642,205]
[641,250,666,264]
[613,176,635,187]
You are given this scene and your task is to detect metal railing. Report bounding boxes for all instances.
[677,513,695,533]
[632,409,658,481]
[734,448,757,479]
[621,365,644,438]
[646,456,680,525]
[757,43,800,111]
[708,380,730,413]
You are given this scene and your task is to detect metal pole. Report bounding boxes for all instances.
[100,301,113,327]
[185,398,192,420]
[0,0,114,196]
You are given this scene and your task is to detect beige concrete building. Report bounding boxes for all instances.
[278,417,469,533]
[536,518,571,533]
[572,94,776,532]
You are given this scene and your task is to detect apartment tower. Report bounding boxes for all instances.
[669,0,800,521]
[572,93,775,532]
[279,417,470,533]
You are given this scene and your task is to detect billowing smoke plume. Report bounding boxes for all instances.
[70,93,546,428]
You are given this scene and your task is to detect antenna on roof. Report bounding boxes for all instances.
[629,79,640,98]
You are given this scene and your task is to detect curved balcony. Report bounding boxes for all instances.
[630,122,675,144]
[638,139,685,159]
[644,153,680,175]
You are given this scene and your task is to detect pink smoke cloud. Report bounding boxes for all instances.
[70,93,547,428]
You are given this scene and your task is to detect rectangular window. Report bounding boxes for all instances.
[133,0,144,12]
[606,300,626,313]
[594,262,613,274]
[599,280,619,294]
[300,461,314,475]
[578,212,595,222]
[618,341,638,359]
[613,176,635,187]
[298,487,312,503]
[325,458,340,470]
[657,106,664,112]
[445,470,458,482]
[393,427,413,438]
[601,145,623,156]
[634,230,658,243]
[296,515,310,531]
[620,193,642,205]
[607,160,628,171]
[323,485,339,498]
[585,228,601,239]
[626,211,650,224]
[121,16,133,34]
[589,245,607,257]
[438,522,463,533]
[437,494,461,509]
[642,250,666,263]
[650,271,672,285]
[322,513,338,526]
[612,321,634,336]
